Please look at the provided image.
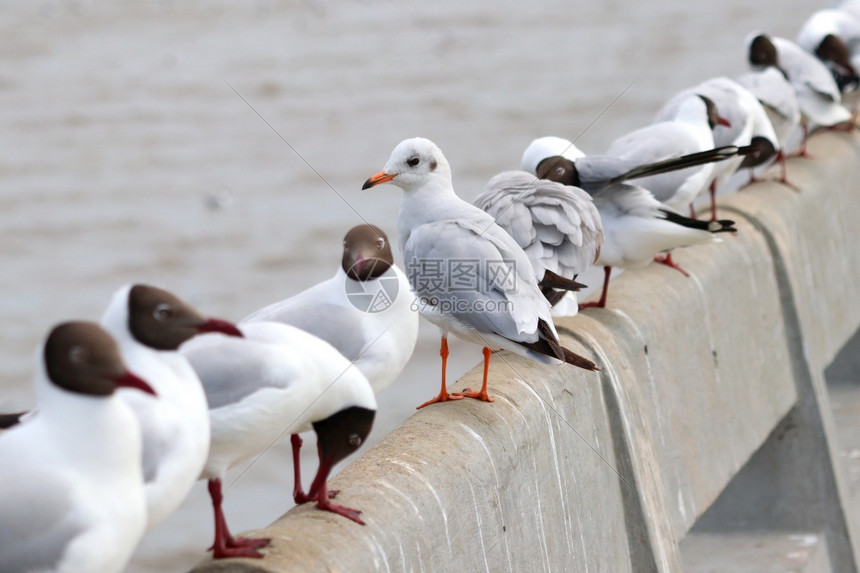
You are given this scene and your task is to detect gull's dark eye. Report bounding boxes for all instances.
[343,240,349,250]
[69,346,86,365]
[407,157,420,167]
[153,303,173,321]
[376,237,385,249]
[347,434,362,447]
[555,166,566,177]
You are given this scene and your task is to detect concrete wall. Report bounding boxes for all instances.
[193,129,860,573]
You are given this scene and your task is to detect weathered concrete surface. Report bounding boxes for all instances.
[682,131,860,572]
[194,130,860,572]
[681,532,832,573]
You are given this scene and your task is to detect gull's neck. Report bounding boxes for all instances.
[395,174,463,251]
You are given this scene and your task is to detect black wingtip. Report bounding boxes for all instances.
[707,219,738,233]
[0,411,26,429]
[659,209,737,234]
[613,145,741,185]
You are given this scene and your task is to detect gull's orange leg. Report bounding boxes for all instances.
[453,347,495,402]
[653,252,690,277]
[579,266,612,309]
[417,336,463,409]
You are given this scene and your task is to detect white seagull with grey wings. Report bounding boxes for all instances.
[363,137,597,409]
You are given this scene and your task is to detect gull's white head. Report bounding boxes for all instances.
[362,137,451,192]
[520,136,585,175]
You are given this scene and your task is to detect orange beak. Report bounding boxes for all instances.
[362,170,396,190]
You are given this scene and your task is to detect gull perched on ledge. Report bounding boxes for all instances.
[363,137,598,409]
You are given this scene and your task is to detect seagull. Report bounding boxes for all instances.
[242,224,418,396]
[520,134,744,198]
[363,137,598,409]
[746,32,853,155]
[0,321,156,573]
[242,224,417,505]
[180,321,376,558]
[520,135,744,278]
[574,184,736,309]
[473,170,603,314]
[604,94,728,216]
[100,284,243,531]
[654,77,779,212]
[736,66,802,186]
[522,136,737,308]
[797,9,860,92]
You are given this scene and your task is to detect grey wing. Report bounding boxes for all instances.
[736,69,800,122]
[776,37,842,100]
[607,122,701,162]
[476,171,602,280]
[244,296,367,363]
[181,334,298,410]
[404,219,545,341]
[606,123,708,203]
[0,471,85,573]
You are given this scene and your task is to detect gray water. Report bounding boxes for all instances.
[0,0,813,570]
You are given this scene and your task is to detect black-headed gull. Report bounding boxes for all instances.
[473,170,603,314]
[736,67,802,186]
[241,224,417,509]
[0,321,156,573]
[522,137,737,309]
[242,224,418,395]
[604,94,728,216]
[180,321,376,558]
[363,137,598,409]
[654,77,780,214]
[797,8,860,92]
[100,284,243,531]
[521,135,744,277]
[747,32,853,153]
[520,134,744,198]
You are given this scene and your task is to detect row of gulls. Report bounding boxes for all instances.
[0,231,415,568]
[1,8,859,572]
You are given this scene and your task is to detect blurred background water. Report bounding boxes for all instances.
[0,0,813,570]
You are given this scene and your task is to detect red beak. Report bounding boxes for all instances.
[114,371,157,396]
[196,318,243,338]
[717,116,731,128]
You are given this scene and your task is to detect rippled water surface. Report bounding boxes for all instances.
[0,0,812,570]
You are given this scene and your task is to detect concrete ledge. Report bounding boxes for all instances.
[680,531,832,573]
[194,130,860,572]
